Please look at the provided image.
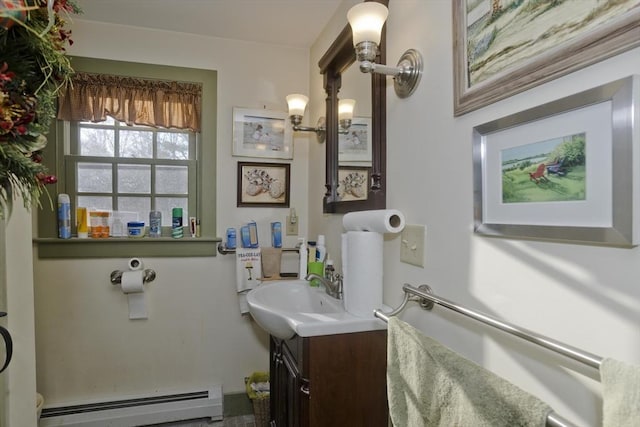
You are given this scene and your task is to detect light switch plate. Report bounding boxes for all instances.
[400,224,425,267]
[286,216,298,235]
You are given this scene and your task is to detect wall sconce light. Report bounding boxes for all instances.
[286,93,326,143]
[347,2,423,98]
[286,95,357,142]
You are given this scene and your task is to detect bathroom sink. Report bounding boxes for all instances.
[246,280,386,340]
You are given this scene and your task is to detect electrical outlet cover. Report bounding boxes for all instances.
[400,224,425,267]
[286,216,298,235]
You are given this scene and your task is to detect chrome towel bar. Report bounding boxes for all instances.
[375,283,605,427]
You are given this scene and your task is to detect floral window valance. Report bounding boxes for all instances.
[57,72,202,132]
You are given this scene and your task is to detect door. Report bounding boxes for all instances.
[1,202,38,427]
[0,223,9,427]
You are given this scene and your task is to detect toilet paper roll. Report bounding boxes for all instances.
[343,231,383,318]
[343,209,405,233]
[121,270,147,320]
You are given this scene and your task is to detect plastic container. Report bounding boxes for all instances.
[226,227,237,249]
[271,222,282,248]
[298,237,307,279]
[127,221,145,238]
[248,221,259,248]
[90,211,110,238]
[76,207,88,238]
[171,208,183,239]
[149,211,162,238]
[316,235,326,262]
[240,225,251,248]
[57,194,71,239]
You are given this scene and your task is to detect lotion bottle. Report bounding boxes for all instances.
[298,237,307,279]
[316,234,326,263]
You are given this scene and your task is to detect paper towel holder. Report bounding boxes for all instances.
[110,269,156,286]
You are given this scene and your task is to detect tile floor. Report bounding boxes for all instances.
[147,415,256,427]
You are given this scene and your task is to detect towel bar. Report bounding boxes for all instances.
[376,283,605,427]
[217,243,300,255]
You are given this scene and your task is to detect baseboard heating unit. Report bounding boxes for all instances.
[39,386,223,427]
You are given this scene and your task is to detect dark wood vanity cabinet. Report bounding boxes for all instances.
[269,330,388,427]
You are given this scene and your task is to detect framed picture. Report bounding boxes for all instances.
[453,1,640,116]
[337,166,370,202]
[237,162,290,207]
[232,108,293,159]
[473,76,639,246]
[339,117,372,164]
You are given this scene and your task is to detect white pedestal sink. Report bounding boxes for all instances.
[246,280,387,339]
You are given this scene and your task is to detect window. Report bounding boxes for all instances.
[35,57,218,258]
[67,117,197,230]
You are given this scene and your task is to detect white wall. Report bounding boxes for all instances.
[34,20,311,404]
[310,1,640,426]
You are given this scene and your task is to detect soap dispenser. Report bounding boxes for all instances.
[298,237,307,279]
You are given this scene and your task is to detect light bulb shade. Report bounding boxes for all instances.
[347,2,388,46]
[286,94,309,117]
[338,99,356,121]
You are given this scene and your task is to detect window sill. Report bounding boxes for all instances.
[34,236,221,259]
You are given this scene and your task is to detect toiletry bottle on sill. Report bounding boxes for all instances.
[316,234,326,263]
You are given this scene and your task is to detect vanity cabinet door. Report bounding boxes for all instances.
[270,331,387,427]
[270,336,304,427]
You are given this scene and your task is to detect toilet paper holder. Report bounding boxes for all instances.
[110,269,156,285]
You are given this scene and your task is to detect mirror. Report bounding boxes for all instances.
[319,0,387,214]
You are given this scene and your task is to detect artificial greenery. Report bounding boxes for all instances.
[0,0,79,220]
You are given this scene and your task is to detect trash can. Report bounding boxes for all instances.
[245,372,270,427]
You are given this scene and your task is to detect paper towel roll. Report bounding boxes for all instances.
[121,270,147,320]
[343,231,383,318]
[343,209,405,233]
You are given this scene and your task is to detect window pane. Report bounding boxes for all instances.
[155,197,188,226]
[156,165,188,194]
[77,163,112,193]
[118,197,151,222]
[77,196,112,211]
[158,132,189,159]
[120,130,153,158]
[118,164,151,193]
[80,128,114,156]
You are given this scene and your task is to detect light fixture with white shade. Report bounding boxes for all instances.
[347,2,422,98]
[286,95,357,143]
[286,93,326,143]
[338,98,356,129]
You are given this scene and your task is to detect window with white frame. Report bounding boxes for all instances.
[66,117,197,230]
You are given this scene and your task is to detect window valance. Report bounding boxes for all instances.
[57,72,202,132]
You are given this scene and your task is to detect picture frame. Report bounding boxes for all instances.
[232,107,293,159]
[339,117,372,164]
[453,1,640,116]
[337,166,370,202]
[473,75,639,247]
[237,162,290,207]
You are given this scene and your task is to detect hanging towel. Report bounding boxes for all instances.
[600,358,640,427]
[387,317,552,427]
[236,247,261,313]
[261,247,282,280]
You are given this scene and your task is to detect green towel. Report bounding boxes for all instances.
[601,358,640,427]
[387,317,552,427]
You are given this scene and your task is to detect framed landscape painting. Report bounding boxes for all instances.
[453,0,640,115]
[232,108,293,159]
[473,76,639,246]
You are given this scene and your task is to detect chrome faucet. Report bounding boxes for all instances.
[305,273,343,299]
